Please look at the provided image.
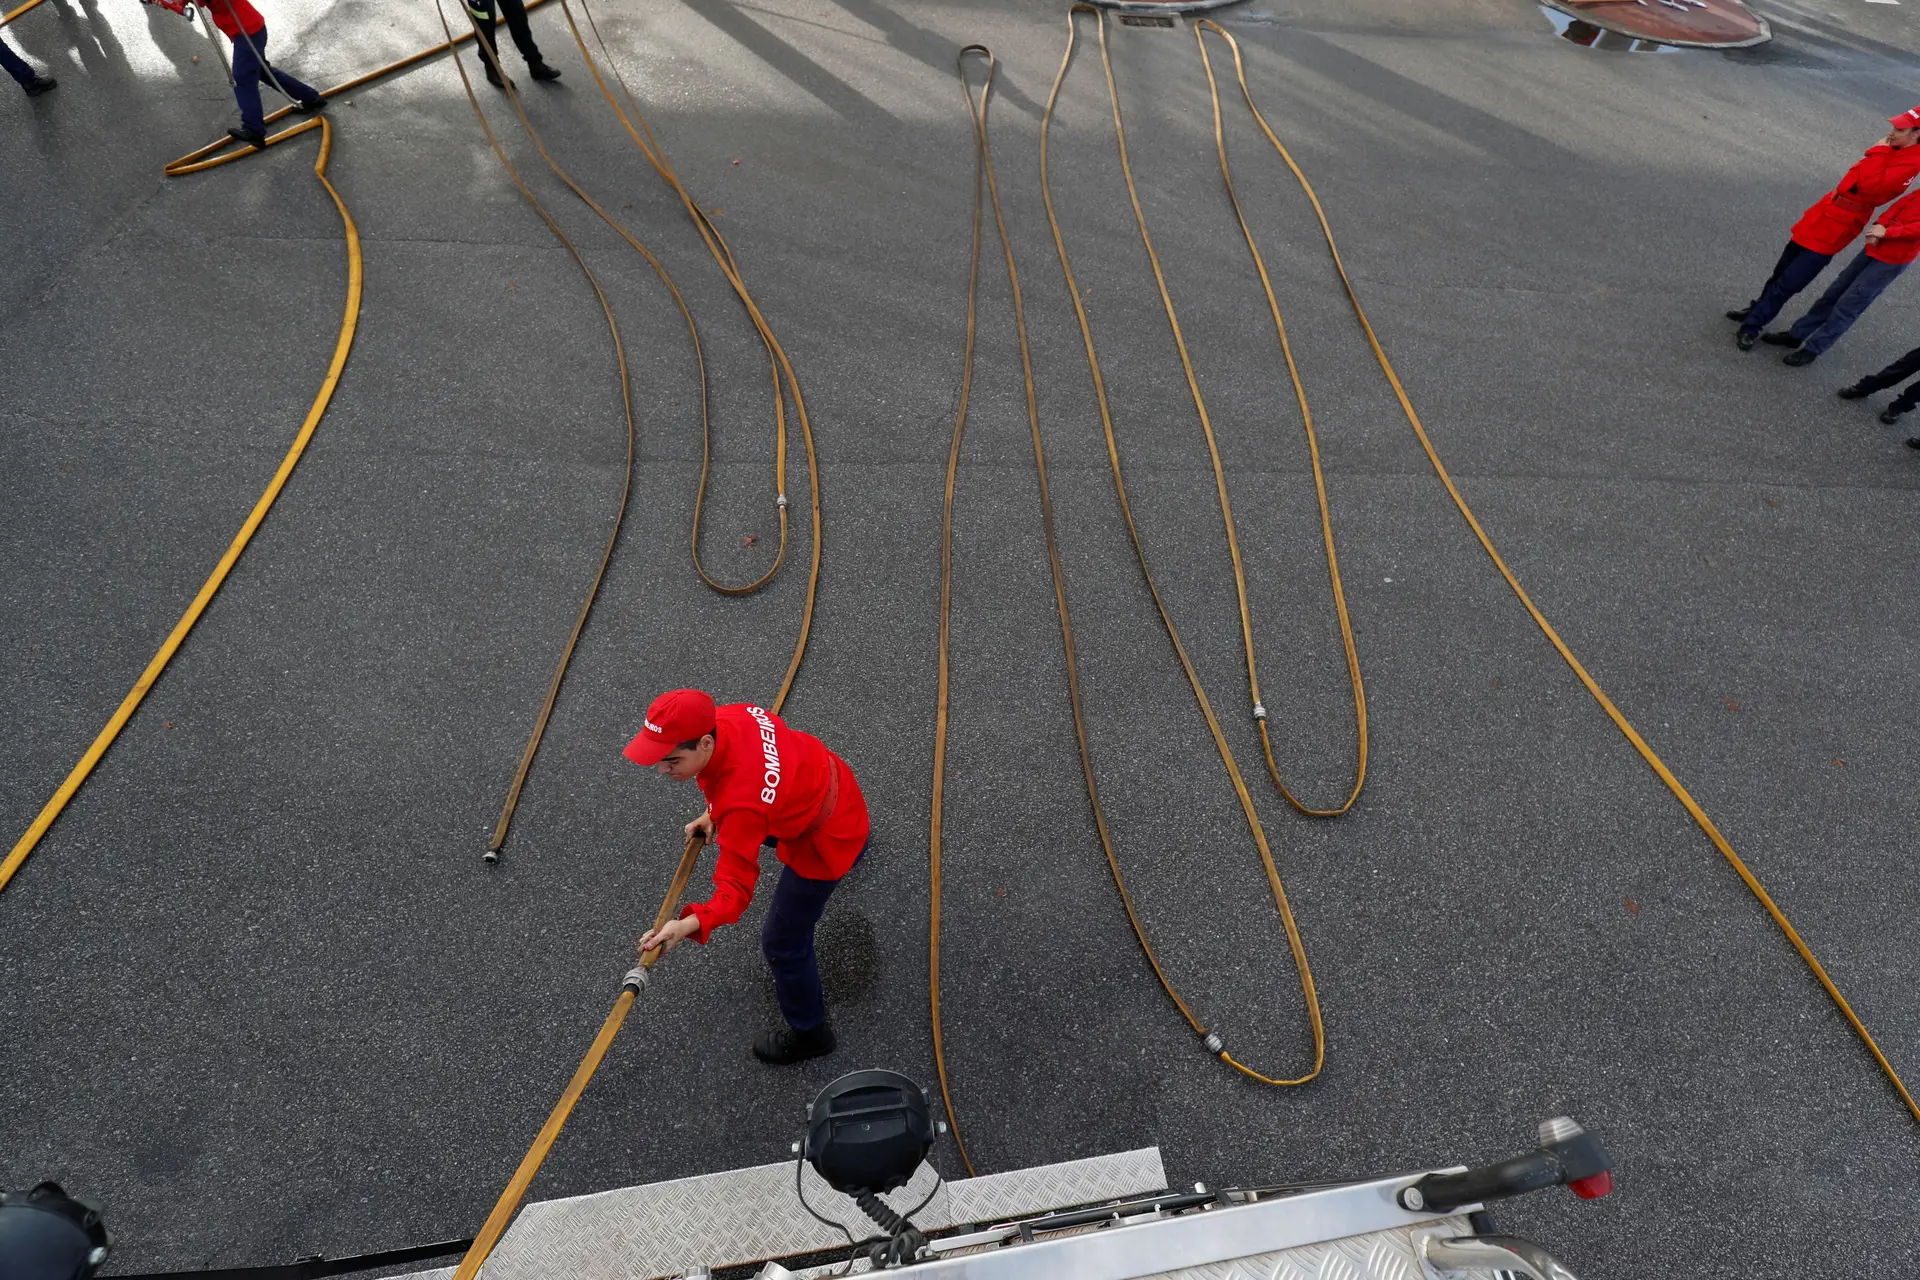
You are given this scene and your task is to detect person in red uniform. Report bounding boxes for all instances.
[1765,188,1920,365]
[629,689,869,1065]
[203,0,324,149]
[1730,109,1920,351]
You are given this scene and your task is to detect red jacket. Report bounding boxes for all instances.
[1790,144,1920,255]
[1867,190,1920,265]
[680,703,869,942]
[206,0,265,38]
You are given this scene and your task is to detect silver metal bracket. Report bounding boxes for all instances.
[1415,1229,1580,1280]
[621,966,650,993]
[776,493,789,508]
[1251,703,1266,721]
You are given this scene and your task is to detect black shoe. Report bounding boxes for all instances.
[1837,383,1871,400]
[751,1021,835,1065]
[1725,306,1751,322]
[294,96,327,115]
[227,126,268,149]
[1736,330,1758,351]
[528,59,562,81]
[1760,331,1801,347]
[1905,437,1920,450]
[484,61,511,90]
[1783,349,1818,367]
[22,74,56,96]
[1882,408,1908,425]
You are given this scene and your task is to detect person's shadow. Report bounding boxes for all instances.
[48,0,126,78]
[142,0,210,80]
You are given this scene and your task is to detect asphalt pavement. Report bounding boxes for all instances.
[4,0,1919,1275]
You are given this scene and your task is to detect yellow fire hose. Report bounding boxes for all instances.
[552,0,826,706]
[933,34,1337,1176]
[931,5,1920,1170]
[452,829,706,1280]
[454,0,825,856]
[0,113,360,895]
[1163,11,1917,1125]
[0,0,42,26]
[1,4,597,893]
[8,0,821,885]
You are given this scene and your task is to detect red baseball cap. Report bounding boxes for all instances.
[624,688,718,766]
[1891,106,1920,131]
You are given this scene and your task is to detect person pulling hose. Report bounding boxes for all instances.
[199,0,324,149]
[630,689,869,1066]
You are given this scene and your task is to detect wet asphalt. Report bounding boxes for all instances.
[4,0,1919,1275]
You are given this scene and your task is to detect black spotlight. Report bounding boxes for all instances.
[805,1069,935,1197]
[0,1182,112,1280]
[804,1070,937,1267]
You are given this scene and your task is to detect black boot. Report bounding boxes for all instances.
[1761,330,1801,347]
[484,60,511,89]
[22,74,56,96]
[293,95,327,114]
[1725,305,1751,322]
[1837,383,1871,400]
[1736,330,1758,351]
[752,1021,835,1065]
[1905,436,1920,450]
[528,58,562,81]
[1783,349,1818,367]
[227,125,267,149]
[1882,407,1909,425]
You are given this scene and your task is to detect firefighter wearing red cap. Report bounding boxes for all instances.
[1729,108,1920,350]
[628,689,868,1065]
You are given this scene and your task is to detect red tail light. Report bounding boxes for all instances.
[1569,1170,1613,1200]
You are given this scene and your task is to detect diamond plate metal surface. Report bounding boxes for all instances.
[946,1148,1166,1225]
[1137,1219,1497,1280]
[388,1146,1164,1280]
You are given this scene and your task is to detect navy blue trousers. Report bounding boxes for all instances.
[466,0,542,65]
[228,27,318,134]
[1856,344,1920,413]
[1742,240,1833,336]
[1,35,37,87]
[1786,251,1907,355]
[761,840,865,1031]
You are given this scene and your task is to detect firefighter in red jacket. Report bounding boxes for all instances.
[202,0,325,149]
[1730,108,1920,350]
[630,689,869,1065]
[1763,188,1920,365]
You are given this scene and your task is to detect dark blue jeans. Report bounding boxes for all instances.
[1787,251,1907,355]
[1,35,37,87]
[228,26,318,133]
[1742,240,1833,336]
[761,840,865,1031]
